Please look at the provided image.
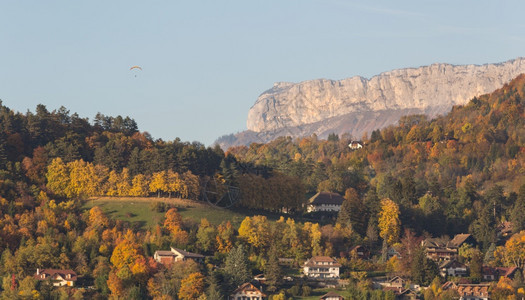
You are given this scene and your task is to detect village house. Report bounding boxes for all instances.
[439,260,468,278]
[303,256,341,279]
[456,284,490,300]
[482,266,518,281]
[422,234,475,263]
[153,247,205,265]
[447,233,476,249]
[387,247,401,260]
[230,282,266,300]
[34,269,77,287]
[306,192,345,213]
[388,276,406,288]
[319,291,344,300]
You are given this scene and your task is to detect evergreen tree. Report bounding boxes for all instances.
[411,247,438,285]
[224,245,251,290]
[511,184,525,233]
[264,245,282,292]
[469,206,496,250]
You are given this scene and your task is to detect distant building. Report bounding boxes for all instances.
[153,247,205,265]
[448,234,476,248]
[348,141,363,150]
[482,266,519,281]
[422,234,475,263]
[320,291,344,300]
[303,256,341,279]
[456,284,490,300]
[388,276,406,288]
[230,282,266,300]
[34,269,77,287]
[439,260,468,278]
[307,192,345,213]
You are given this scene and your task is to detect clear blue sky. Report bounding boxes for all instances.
[1,1,524,145]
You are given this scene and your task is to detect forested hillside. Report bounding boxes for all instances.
[228,74,525,242]
[0,74,523,299]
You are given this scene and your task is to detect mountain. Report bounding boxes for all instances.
[216,57,525,149]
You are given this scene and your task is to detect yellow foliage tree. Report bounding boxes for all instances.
[238,216,270,250]
[178,272,205,300]
[378,198,401,245]
[45,157,69,197]
[110,230,150,284]
[494,230,525,269]
[130,174,150,196]
[150,171,168,197]
[116,168,131,196]
[163,208,188,245]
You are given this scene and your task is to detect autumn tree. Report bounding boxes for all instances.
[196,218,217,254]
[150,171,168,197]
[178,272,205,300]
[238,216,270,251]
[109,230,150,295]
[378,198,401,245]
[129,174,150,196]
[494,230,525,269]
[45,157,69,197]
[216,221,235,253]
[163,208,188,246]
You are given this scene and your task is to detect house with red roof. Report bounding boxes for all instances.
[153,247,205,265]
[34,269,77,287]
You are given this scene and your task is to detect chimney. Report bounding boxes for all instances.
[36,268,40,275]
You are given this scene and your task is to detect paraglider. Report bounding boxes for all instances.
[130,66,142,77]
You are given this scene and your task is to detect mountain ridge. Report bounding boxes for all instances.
[217,57,525,149]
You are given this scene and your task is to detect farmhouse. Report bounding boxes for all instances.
[34,269,77,287]
[303,256,341,279]
[306,192,345,213]
[153,247,205,265]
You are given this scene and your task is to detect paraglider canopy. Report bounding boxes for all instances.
[130,66,142,70]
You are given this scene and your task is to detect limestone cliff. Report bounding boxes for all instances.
[216,58,525,149]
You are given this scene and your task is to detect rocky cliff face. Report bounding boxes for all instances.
[247,58,525,132]
[216,58,525,149]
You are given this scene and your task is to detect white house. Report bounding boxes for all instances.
[348,141,363,150]
[306,192,345,213]
[303,256,341,279]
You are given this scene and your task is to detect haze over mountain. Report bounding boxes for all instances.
[216,57,525,149]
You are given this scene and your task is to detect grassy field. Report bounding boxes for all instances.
[83,197,250,229]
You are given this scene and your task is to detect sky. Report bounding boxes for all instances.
[1,1,525,146]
